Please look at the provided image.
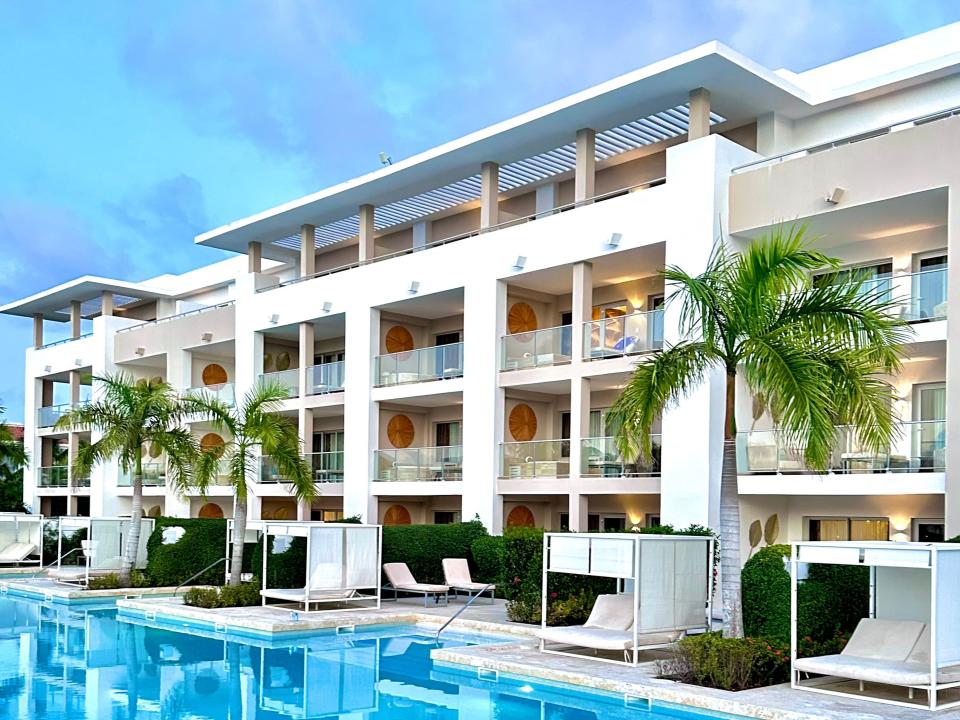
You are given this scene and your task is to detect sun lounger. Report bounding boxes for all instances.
[382,562,449,606]
[260,587,375,612]
[46,565,118,586]
[0,542,38,566]
[539,594,682,661]
[442,558,495,603]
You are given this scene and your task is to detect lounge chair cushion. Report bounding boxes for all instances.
[585,594,635,631]
[449,581,496,592]
[841,618,925,661]
[260,588,357,602]
[442,558,494,592]
[793,655,960,686]
[539,626,679,651]
[0,542,36,563]
[383,562,448,593]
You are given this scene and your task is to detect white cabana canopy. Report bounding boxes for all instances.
[260,522,382,612]
[791,541,960,711]
[541,532,714,665]
[225,519,264,583]
[0,513,43,566]
[48,516,155,585]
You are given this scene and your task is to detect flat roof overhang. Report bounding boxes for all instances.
[0,277,173,321]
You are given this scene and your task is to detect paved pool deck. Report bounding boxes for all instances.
[1,577,178,603]
[113,595,960,719]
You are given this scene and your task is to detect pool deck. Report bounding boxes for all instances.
[113,595,960,720]
[1,577,178,603]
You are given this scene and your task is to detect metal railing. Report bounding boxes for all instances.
[38,332,93,349]
[174,557,226,596]
[118,464,167,487]
[307,361,345,394]
[184,382,236,406]
[374,446,463,482]
[500,440,569,478]
[580,435,661,477]
[115,301,235,333]
[256,178,666,294]
[731,104,960,174]
[374,343,463,386]
[37,402,87,428]
[501,326,572,370]
[38,465,69,488]
[436,583,496,640]
[258,369,299,397]
[260,451,344,483]
[72,476,91,489]
[583,309,664,360]
[814,268,946,323]
[736,420,946,474]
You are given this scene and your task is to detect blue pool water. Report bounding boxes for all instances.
[0,595,740,720]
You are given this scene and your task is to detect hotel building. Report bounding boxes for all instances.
[4,24,960,559]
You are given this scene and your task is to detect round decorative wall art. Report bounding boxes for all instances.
[506,505,536,528]
[383,504,412,525]
[387,414,416,448]
[508,403,537,442]
[385,325,414,353]
[507,302,537,334]
[202,363,228,387]
[200,433,226,458]
[198,503,224,519]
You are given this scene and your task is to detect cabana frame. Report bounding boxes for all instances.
[49,516,155,586]
[791,541,960,711]
[540,532,714,666]
[0,513,44,566]
[225,519,264,583]
[260,521,382,613]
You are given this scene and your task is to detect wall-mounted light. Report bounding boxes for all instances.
[513,256,527,270]
[269,314,280,325]
[135,347,145,356]
[321,301,332,313]
[200,332,213,342]
[825,186,846,205]
[74,359,83,367]
[607,232,622,248]
[408,281,420,294]
[43,365,52,373]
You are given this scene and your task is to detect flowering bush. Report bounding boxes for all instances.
[658,633,790,691]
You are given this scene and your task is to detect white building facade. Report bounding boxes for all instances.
[5,26,960,558]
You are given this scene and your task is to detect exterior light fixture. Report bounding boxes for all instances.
[408,281,420,294]
[74,359,83,367]
[135,347,145,356]
[607,232,622,248]
[200,332,213,342]
[513,256,527,270]
[321,302,332,313]
[43,365,52,373]
[269,314,280,325]
[825,187,845,205]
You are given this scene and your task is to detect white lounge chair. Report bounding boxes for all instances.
[794,618,960,696]
[442,558,495,603]
[382,563,449,606]
[259,586,376,612]
[539,594,682,662]
[0,542,38,566]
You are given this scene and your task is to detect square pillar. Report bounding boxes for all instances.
[359,204,376,262]
[33,313,43,349]
[535,183,557,216]
[69,370,81,404]
[343,307,380,521]
[247,241,262,274]
[101,292,113,317]
[944,177,960,535]
[756,112,793,156]
[412,220,431,250]
[298,322,315,396]
[568,492,589,532]
[70,301,82,339]
[481,162,500,228]
[688,88,711,141]
[300,224,316,278]
[571,262,593,366]
[569,377,591,482]
[575,129,596,203]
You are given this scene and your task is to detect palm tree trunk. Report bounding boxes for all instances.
[720,370,744,637]
[229,499,247,586]
[121,453,144,587]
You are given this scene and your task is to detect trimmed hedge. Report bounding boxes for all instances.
[470,534,505,590]
[742,543,869,645]
[381,520,488,584]
[145,518,228,587]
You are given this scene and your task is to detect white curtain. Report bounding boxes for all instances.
[590,537,634,576]
[638,540,675,631]
[548,536,590,574]
[936,551,960,666]
[345,527,379,588]
[308,526,344,591]
[91,520,122,570]
[0,517,15,547]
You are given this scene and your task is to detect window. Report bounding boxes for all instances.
[813,261,893,291]
[913,518,945,542]
[559,513,626,532]
[312,509,344,522]
[646,513,661,527]
[560,409,606,457]
[914,383,946,470]
[808,517,889,541]
[435,331,461,346]
[435,421,461,447]
[592,301,629,320]
[315,351,345,365]
[434,511,458,525]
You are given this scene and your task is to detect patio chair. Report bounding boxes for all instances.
[442,558,495,603]
[382,562,449,606]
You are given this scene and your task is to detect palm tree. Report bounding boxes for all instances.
[56,374,197,585]
[607,226,911,637]
[0,406,28,512]
[185,382,314,586]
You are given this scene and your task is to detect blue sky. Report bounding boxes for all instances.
[1,1,959,421]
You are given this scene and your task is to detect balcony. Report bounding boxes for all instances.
[903,267,947,323]
[374,343,463,387]
[118,463,167,487]
[580,436,661,476]
[374,446,462,481]
[501,326,572,371]
[737,420,945,474]
[72,476,90,489]
[185,382,236,407]
[583,309,664,360]
[500,440,569,478]
[258,369,298,398]
[307,362,345,395]
[260,452,344,484]
[38,332,93,350]
[37,402,86,429]
[37,465,68,488]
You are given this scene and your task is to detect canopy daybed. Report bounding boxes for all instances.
[46,516,154,586]
[260,522,382,612]
[0,513,43,566]
[791,541,960,711]
[538,532,714,665]
[224,518,264,583]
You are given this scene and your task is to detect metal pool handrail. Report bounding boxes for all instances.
[435,583,495,641]
[31,547,84,578]
[174,557,226,596]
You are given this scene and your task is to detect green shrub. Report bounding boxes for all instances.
[88,574,121,590]
[146,518,228,587]
[742,543,869,647]
[182,583,261,609]
[251,535,307,589]
[660,633,789,691]
[546,589,597,626]
[183,587,220,609]
[381,520,488,584]
[470,535,504,589]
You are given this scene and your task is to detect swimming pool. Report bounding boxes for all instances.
[0,595,743,719]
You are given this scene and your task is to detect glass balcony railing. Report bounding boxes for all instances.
[118,463,167,487]
[37,402,87,428]
[583,309,664,360]
[260,451,345,484]
[374,446,463,481]
[580,435,662,477]
[72,476,90,489]
[736,420,945,474]
[500,440,570,478]
[258,369,299,398]
[374,343,464,387]
[307,361,345,395]
[501,326,572,370]
[38,465,69,488]
[185,382,236,406]
[904,267,947,322]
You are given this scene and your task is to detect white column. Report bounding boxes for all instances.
[944,178,960,535]
[688,88,711,141]
[569,376,591,488]
[247,241,262,274]
[535,183,557,216]
[298,322,314,396]
[233,272,265,516]
[297,408,314,521]
[481,162,500,228]
[568,492,589,532]
[412,220,431,250]
[575,129,596,203]
[359,204,376,262]
[101,291,113,317]
[300,224,315,278]
[22,372,40,513]
[571,262,592,366]
[343,307,379,521]
[89,315,121,516]
[461,278,506,533]
[166,348,193,516]
[756,112,793,156]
